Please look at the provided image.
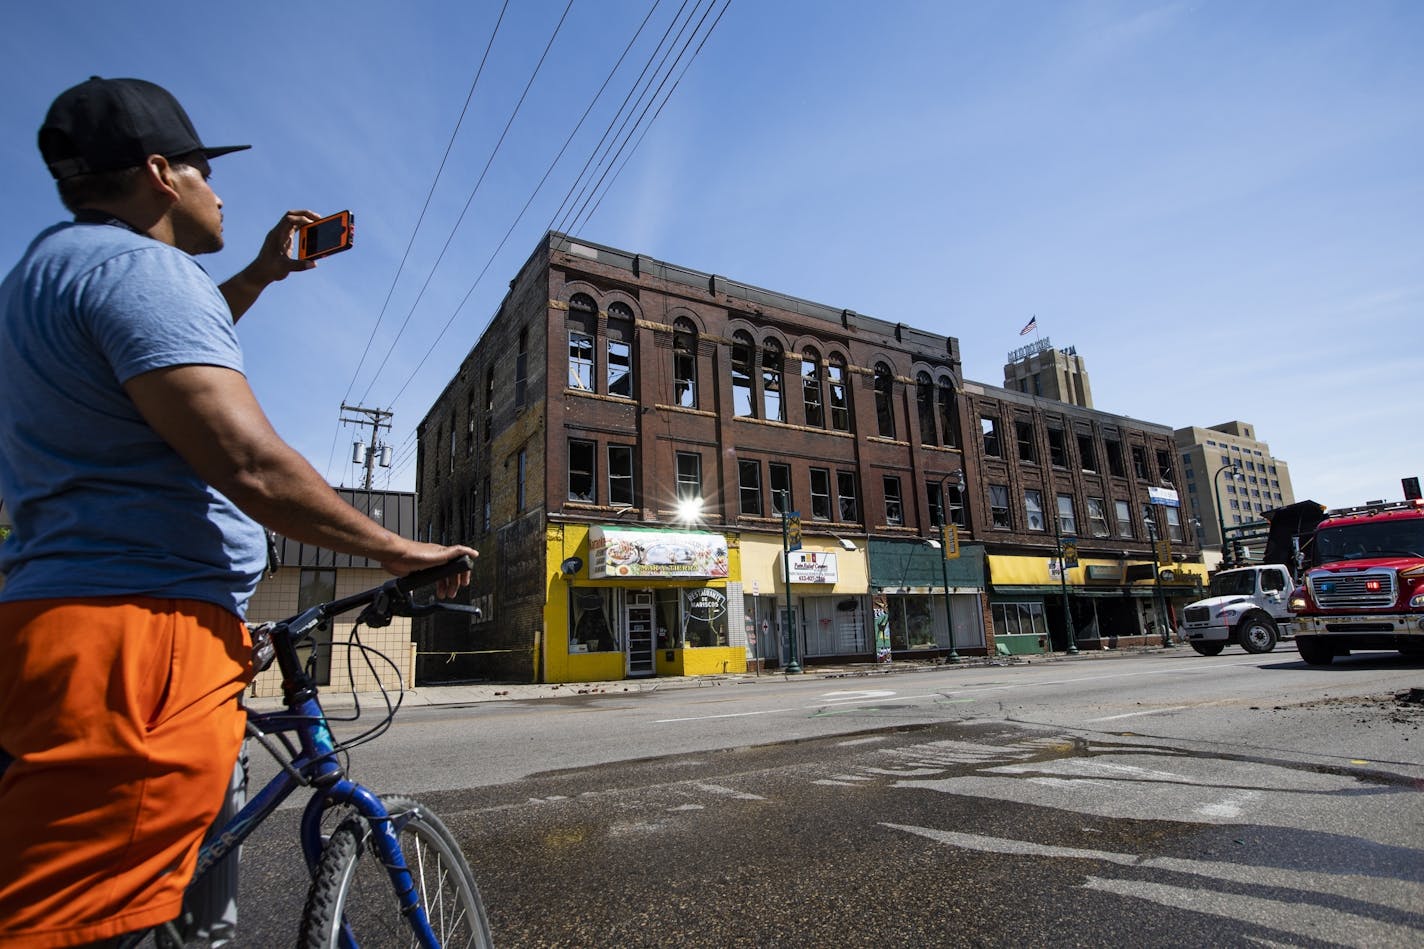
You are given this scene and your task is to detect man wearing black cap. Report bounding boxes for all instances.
[0,77,475,946]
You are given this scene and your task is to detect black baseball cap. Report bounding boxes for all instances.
[39,76,250,180]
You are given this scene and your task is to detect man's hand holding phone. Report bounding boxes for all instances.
[220,209,325,319]
[297,210,355,261]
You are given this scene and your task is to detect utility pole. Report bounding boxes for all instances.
[341,403,393,490]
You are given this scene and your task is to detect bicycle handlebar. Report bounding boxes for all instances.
[394,554,475,596]
[306,554,475,627]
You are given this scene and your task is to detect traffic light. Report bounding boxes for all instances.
[1231,539,1246,563]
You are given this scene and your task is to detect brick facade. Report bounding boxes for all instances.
[416,233,1203,682]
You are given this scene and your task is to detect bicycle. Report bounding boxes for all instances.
[120,554,493,949]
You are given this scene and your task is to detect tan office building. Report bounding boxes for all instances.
[1175,421,1295,552]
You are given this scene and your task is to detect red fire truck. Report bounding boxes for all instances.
[1288,498,1424,664]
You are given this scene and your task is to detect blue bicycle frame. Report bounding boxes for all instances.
[152,556,476,949]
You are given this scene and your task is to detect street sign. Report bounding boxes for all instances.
[941,523,960,560]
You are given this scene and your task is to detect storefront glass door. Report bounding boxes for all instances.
[626,593,655,677]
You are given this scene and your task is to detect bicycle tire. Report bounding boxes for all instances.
[299,795,493,949]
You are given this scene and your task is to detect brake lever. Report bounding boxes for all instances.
[357,588,398,629]
[407,599,483,619]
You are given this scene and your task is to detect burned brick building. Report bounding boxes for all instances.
[415,233,1201,684]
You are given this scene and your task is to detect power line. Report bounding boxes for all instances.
[359,0,731,480]
[382,0,729,415]
[321,1,512,483]
[548,0,700,236]
[355,0,578,408]
[570,0,730,236]
[378,0,677,411]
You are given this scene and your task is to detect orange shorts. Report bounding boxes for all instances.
[0,597,253,948]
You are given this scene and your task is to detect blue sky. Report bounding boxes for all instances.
[3,1,1419,509]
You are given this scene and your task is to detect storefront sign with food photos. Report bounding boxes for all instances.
[589,526,729,578]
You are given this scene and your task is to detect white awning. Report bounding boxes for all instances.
[589,526,729,579]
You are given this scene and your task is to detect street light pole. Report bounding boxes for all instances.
[935,524,960,664]
[1050,500,1078,655]
[1212,462,1245,563]
[933,470,967,664]
[1144,513,1169,647]
[782,509,802,675]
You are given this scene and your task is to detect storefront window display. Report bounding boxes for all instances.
[884,594,937,650]
[570,588,617,653]
[992,601,1048,639]
[802,597,866,656]
[654,587,729,648]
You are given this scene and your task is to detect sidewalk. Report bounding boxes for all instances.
[246,642,1176,713]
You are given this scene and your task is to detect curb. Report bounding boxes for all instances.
[245,644,1185,713]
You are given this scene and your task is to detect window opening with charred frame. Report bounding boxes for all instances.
[738,459,762,516]
[770,462,792,514]
[883,475,904,526]
[731,331,755,418]
[568,439,596,502]
[916,372,937,446]
[608,444,635,507]
[763,339,785,422]
[827,356,851,432]
[874,363,896,438]
[810,467,833,520]
[1015,418,1036,463]
[802,349,825,428]
[837,470,860,522]
[989,484,1011,529]
[606,301,634,398]
[673,317,698,408]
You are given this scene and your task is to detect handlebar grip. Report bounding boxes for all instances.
[396,555,474,596]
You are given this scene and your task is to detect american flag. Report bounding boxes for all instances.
[1019,315,1037,336]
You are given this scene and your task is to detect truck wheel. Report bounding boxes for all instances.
[1238,615,1278,654]
[1190,641,1225,656]
[1296,637,1333,666]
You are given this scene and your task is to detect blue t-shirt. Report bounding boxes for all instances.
[0,221,267,617]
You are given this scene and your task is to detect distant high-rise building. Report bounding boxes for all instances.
[1174,421,1295,551]
[1003,337,1093,408]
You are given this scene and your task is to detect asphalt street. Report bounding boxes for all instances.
[226,647,1423,947]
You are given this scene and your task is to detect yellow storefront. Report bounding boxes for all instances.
[542,522,746,682]
[988,553,1207,654]
[738,533,871,664]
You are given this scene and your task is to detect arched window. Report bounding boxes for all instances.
[938,377,960,448]
[567,294,597,391]
[762,338,785,422]
[731,330,755,418]
[606,301,633,398]
[673,317,697,408]
[827,355,850,432]
[916,371,937,447]
[801,348,824,428]
[874,362,896,438]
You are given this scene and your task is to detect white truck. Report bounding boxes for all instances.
[1179,563,1295,655]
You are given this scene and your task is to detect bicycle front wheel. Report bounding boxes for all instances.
[300,795,493,949]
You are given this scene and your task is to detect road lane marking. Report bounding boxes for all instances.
[1081,876,1418,948]
[819,690,897,702]
[1192,789,1262,820]
[1085,705,1192,722]
[654,707,799,723]
[695,783,766,801]
[806,693,941,709]
[881,824,1422,913]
